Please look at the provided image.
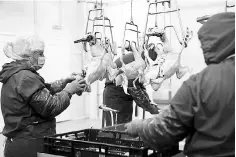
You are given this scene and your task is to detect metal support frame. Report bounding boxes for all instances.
[225,0,235,12]
[121,0,141,50]
[143,0,185,46]
[99,105,119,128]
[197,0,235,24]
[141,0,186,119]
[85,8,114,43]
[122,21,141,50]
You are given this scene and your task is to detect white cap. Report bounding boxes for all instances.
[3,34,45,60]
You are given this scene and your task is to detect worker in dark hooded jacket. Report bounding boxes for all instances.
[125,12,235,157]
[0,34,86,157]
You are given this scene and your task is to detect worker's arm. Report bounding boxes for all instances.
[45,79,70,95]
[45,73,82,94]
[29,88,71,119]
[17,73,85,119]
[126,75,197,150]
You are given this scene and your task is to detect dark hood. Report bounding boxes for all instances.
[0,60,36,84]
[198,12,235,65]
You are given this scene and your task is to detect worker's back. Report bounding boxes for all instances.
[183,56,235,157]
[183,12,235,157]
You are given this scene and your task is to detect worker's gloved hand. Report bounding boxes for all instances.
[63,79,86,95]
[65,72,80,83]
[66,72,86,83]
[76,84,91,96]
[125,119,143,138]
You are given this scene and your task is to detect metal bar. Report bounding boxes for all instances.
[93,25,114,27]
[126,22,138,27]
[122,21,140,48]
[149,1,170,5]
[225,0,235,12]
[102,9,106,41]
[125,28,140,33]
[108,20,114,43]
[85,12,91,34]
[143,2,151,41]
[136,28,139,47]
[155,3,158,27]
[196,15,211,23]
[89,17,109,21]
[99,105,119,113]
[163,1,166,29]
[227,5,235,7]
[93,17,110,20]
[225,0,228,12]
[164,25,182,44]
[122,23,126,48]
[92,18,95,33]
[78,0,108,5]
[148,9,179,15]
[86,9,103,34]
[174,0,185,41]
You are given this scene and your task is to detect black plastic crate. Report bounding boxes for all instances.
[43,128,180,157]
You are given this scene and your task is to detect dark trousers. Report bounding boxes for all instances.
[4,137,44,157]
[103,83,133,127]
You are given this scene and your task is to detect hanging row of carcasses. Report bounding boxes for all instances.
[74,0,193,94]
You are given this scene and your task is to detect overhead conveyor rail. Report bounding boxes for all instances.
[197,0,235,24]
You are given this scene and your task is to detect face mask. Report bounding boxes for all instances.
[37,56,45,68]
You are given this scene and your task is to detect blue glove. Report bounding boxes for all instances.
[125,119,143,138]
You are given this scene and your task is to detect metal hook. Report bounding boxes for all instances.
[125,40,131,51]
[143,0,184,47]
[131,41,138,50]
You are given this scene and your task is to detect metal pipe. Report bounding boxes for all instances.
[149,9,179,15]
[99,105,119,113]
[143,3,151,41]
[174,0,185,41]
[102,9,106,41]
[108,20,114,43]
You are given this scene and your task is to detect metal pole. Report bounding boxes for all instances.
[174,0,185,41]
[143,3,151,42]
[225,0,227,12]
[155,3,158,27]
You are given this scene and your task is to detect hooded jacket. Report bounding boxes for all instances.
[134,12,235,157]
[0,60,71,138]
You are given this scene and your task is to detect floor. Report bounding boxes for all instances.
[0,117,185,157]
